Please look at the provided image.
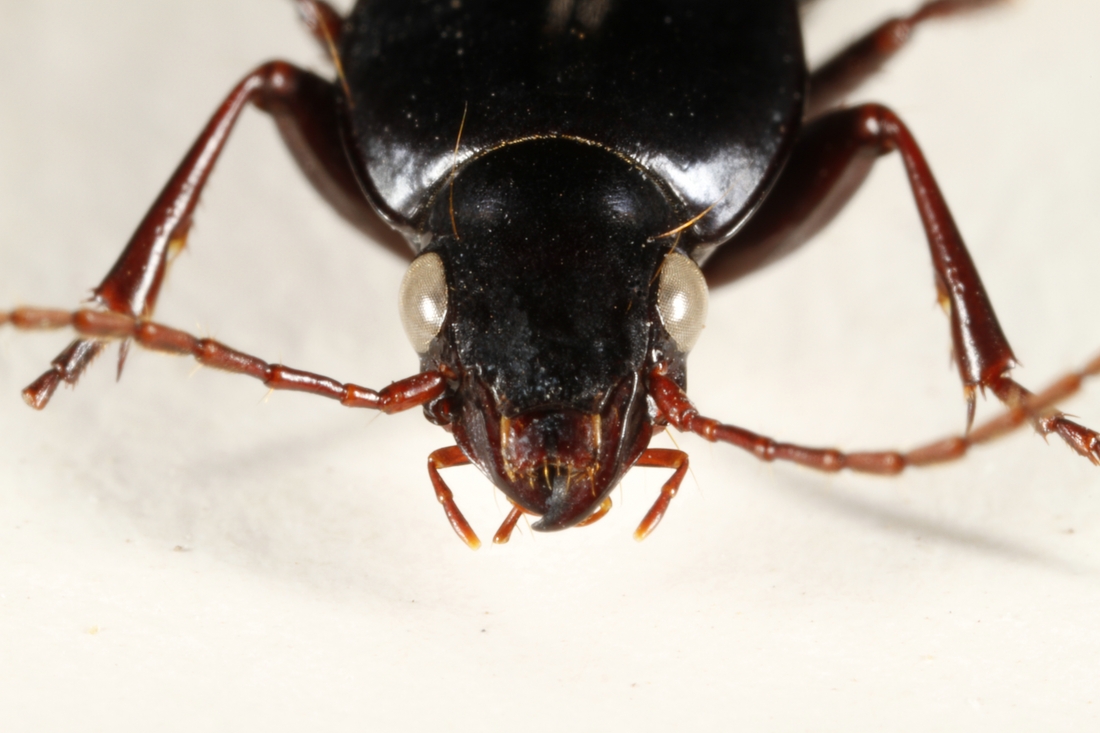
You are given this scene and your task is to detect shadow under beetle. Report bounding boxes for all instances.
[4,0,1099,548]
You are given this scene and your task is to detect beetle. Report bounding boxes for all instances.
[3,0,1098,549]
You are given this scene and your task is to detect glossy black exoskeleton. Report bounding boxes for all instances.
[6,0,1099,548]
[339,1,802,538]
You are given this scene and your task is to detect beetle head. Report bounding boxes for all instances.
[404,139,705,533]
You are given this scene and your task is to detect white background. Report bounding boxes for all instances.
[2,0,1099,730]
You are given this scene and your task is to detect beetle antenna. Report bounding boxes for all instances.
[449,102,469,240]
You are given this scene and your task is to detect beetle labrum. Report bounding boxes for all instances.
[4,0,1098,549]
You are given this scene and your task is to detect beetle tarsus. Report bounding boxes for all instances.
[1047,418,1100,466]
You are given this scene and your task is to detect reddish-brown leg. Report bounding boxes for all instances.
[702,104,880,287]
[94,61,366,324]
[264,64,411,262]
[427,446,480,550]
[33,59,410,409]
[650,358,1100,476]
[708,0,1007,283]
[633,449,689,541]
[284,2,411,258]
[807,0,1007,119]
[708,104,1055,431]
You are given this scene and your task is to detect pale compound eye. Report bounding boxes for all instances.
[399,252,449,354]
[656,252,708,353]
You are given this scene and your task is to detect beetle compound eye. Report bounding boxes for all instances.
[657,252,708,353]
[399,253,448,353]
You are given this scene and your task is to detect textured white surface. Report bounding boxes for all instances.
[1,1,1099,730]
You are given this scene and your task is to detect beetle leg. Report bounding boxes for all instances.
[806,0,1007,119]
[650,358,1100,476]
[427,446,481,550]
[261,64,411,261]
[94,62,347,323]
[708,107,996,410]
[4,307,445,413]
[704,104,1100,460]
[703,105,879,287]
[27,61,408,408]
[632,449,690,541]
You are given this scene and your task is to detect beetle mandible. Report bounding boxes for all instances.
[4,0,1098,548]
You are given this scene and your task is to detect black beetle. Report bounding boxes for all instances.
[4,0,1098,548]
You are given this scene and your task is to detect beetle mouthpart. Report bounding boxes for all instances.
[536,460,600,525]
[498,410,613,531]
[450,375,649,536]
